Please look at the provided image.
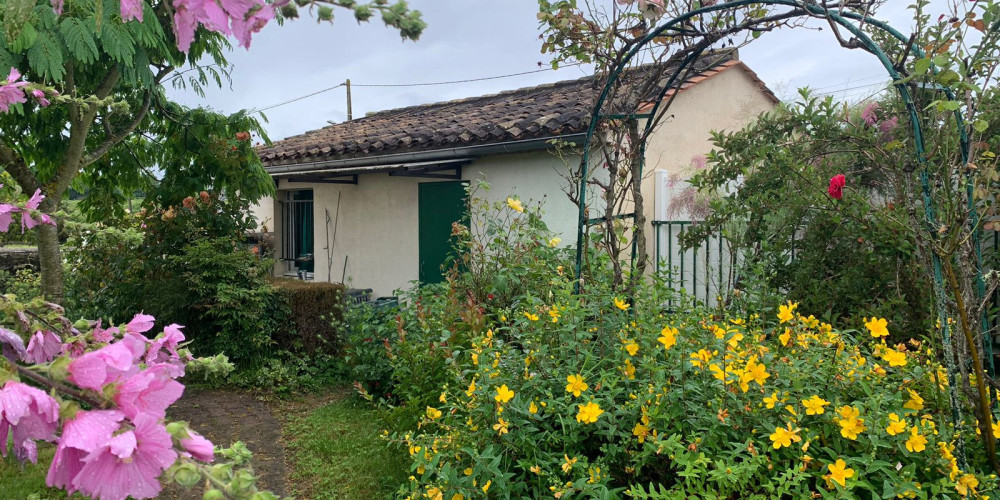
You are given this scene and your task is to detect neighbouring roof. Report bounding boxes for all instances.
[259,54,777,168]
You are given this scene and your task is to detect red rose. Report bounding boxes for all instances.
[828,174,846,200]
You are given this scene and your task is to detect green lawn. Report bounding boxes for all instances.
[0,444,69,500]
[280,392,409,500]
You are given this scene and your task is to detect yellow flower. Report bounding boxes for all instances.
[777,301,798,323]
[613,297,630,311]
[493,417,509,435]
[548,308,560,323]
[624,341,639,356]
[565,374,589,397]
[576,402,604,424]
[905,426,927,452]
[633,422,651,443]
[779,328,792,347]
[530,465,541,474]
[992,420,1000,439]
[482,480,491,493]
[769,423,802,449]
[464,467,473,476]
[494,385,514,404]
[839,418,866,440]
[523,311,539,322]
[865,316,889,338]
[548,237,562,247]
[529,401,539,414]
[426,406,442,420]
[903,389,924,411]
[506,197,524,213]
[658,327,677,350]
[471,352,479,366]
[956,473,980,497]
[465,379,476,397]
[802,395,830,415]
[744,360,770,386]
[426,487,443,500]
[709,363,725,381]
[727,331,745,348]
[561,455,578,473]
[764,392,780,409]
[623,359,636,380]
[825,459,855,487]
[882,348,907,367]
[690,349,714,367]
[451,495,464,500]
[886,413,907,436]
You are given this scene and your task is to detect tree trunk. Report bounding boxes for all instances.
[37,198,63,301]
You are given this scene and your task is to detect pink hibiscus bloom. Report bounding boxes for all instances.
[146,324,185,364]
[181,429,214,462]
[67,342,136,391]
[230,2,273,49]
[46,410,126,495]
[92,320,120,343]
[126,312,156,334]
[114,364,184,420]
[0,68,28,113]
[0,327,26,362]
[72,413,178,500]
[0,381,59,463]
[25,330,62,364]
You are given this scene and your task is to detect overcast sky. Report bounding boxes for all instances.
[166,0,950,142]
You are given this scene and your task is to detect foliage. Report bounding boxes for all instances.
[67,191,283,369]
[342,198,1000,499]
[684,91,934,338]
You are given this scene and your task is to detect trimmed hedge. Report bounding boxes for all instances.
[270,278,345,354]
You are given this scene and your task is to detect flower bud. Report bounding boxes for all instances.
[202,490,225,500]
[172,462,201,488]
[231,469,257,493]
[166,421,190,439]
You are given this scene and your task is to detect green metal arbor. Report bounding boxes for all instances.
[573,0,992,461]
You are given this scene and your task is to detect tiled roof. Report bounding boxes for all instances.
[259,54,775,168]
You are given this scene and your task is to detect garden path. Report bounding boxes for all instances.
[161,388,289,499]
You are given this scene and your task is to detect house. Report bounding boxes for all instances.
[251,54,778,298]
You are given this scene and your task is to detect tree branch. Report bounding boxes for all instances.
[81,89,153,167]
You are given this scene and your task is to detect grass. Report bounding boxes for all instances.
[279,390,409,499]
[0,443,69,500]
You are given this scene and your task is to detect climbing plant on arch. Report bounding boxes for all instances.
[542,0,1000,474]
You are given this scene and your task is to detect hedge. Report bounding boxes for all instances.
[270,278,345,354]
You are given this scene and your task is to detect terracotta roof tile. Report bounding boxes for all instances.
[259,52,763,167]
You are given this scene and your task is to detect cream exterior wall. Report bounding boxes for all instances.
[270,151,587,298]
[257,65,776,296]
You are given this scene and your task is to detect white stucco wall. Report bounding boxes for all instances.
[256,64,776,296]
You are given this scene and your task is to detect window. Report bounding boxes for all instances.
[280,190,314,275]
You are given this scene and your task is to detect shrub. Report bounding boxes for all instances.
[271,278,345,354]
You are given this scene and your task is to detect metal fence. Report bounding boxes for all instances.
[652,220,737,307]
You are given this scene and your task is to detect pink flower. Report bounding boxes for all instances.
[114,364,184,420]
[92,320,120,343]
[72,414,178,500]
[181,430,214,462]
[46,410,125,495]
[638,0,665,20]
[31,89,50,107]
[231,2,274,49]
[146,324,186,366]
[828,174,846,200]
[67,342,136,391]
[0,327,26,362]
[26,330,62,364]
[878,116,899,141]
[0,68,28,113]
[126,313,156,334]
[0,381,59,463]
[120,0,144,22]
[51,0,64,15]
[0,203,17,232]
[691,154,707,169]
[861,102,879,126]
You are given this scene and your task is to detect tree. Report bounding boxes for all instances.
[0,0,426,300]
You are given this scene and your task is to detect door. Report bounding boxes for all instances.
[418,181,469,284]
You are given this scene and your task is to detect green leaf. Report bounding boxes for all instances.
[26,30,64,82]
[59,17,99,64]
[973,119,989,133]
[913,57,930,75]
[99,19,135,64]
[9,22,36,53]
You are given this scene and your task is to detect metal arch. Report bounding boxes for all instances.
[573,0,989,463]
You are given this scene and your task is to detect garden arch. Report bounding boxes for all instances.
[573,0,991,464]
